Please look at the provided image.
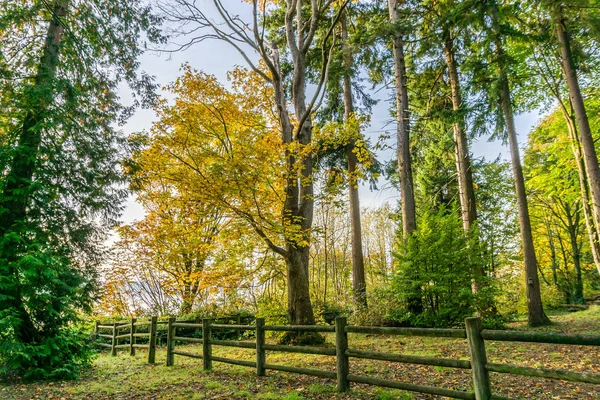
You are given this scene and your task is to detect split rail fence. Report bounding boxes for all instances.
[94,315,253,363]
[95,317,160,363]
[96,316,600,400]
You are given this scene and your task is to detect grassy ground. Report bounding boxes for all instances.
[2,307,600,400]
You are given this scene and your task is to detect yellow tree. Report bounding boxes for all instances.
[101,190,260,316]
[128,66,296,313]
[159,0,348,327]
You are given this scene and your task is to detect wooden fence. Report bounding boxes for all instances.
[95,317,159,363]
[94,315,254,363]
[158,316,600,400]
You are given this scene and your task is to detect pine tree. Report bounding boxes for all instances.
[0,0,162,378]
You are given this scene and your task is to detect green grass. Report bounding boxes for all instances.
[2,306,599,400]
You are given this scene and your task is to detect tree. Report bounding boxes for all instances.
[392,204,481,327]
[526,0,600,277]
[340,10,368,308]
[0,0,161,378]
[551,2,600,277]
[158,0,348,327]
[388,0,417,237]
[440,10,478,234]
[525,108,599,305]
[482,0,550,326]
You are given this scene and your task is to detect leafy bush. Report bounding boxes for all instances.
[0,324,95,380]
[349,288,404,326]
[390,205,484,327]
[311,300,350,324]
[0,238,99,380]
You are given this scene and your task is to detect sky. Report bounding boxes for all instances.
[118,1,545,225]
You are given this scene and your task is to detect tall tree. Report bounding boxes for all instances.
[528,18,600,277]
[0,0,161,378]
[550,1,600,277]
[486,1,550,326]
[388,0,417,237]
[341,12,368,308]
[442,26,478,234]
[160,0,348,327]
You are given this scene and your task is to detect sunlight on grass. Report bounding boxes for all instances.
[2,309,599,400]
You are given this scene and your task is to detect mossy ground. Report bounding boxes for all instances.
[2,307,599,399]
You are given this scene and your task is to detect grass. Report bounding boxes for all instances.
[2,306,599,399]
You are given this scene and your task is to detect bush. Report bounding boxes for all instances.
[0,238,98,380]
[0,325,94,380]
[311,301,350,325]
[390,205,484,327]
[349,288,404,326]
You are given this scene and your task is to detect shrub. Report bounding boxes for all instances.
[0,324,95,380]
[390,205,484,327]
[0,239,98,380]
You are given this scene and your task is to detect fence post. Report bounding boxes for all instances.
[148,316,158,364]
[465,317,492,400]
[203,318,212,371]
[166,317,176,366]
[237,315,242,340]
[130,318,136,356]
[335,316,349,392]
[111,322,117,356]
[94,320,99,340]
[256,318,265,376]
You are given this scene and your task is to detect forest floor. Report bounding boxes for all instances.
[2,307,600,400]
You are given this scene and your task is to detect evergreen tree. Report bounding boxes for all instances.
[0,0,162,378]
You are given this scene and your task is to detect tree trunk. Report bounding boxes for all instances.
[0,0,68,343]
[443,29,484,297]
[491,6,550,326]
[556,230,573,304]
[388,0,416,237]
[563,202,584,305]
[341,13,367,309]
[286,246,315,325]
[555,10,600,278]
[544,216,559,287]
[443,31,477,233]
[278,8,317,326]
[389,0,422,315]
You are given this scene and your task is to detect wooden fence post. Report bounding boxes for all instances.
[237,315,242,340]
[203,318,212,371]
[166,317,176,366]
[335,316,349,392]
[94,320,99,340]
[256,318,265,376]
[111,322,117,356]
[148,316,157,364]
[465,317,492,400]
[130,318,136,356]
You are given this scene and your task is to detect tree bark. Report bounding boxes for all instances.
[443,31,477,233]
[562,202,584,305]
[442,29,484,297]
[490,5,550,326]
[388,0,422,315]
[388,0,417,237]
[0,0,68,342]
[341,12,367,309]
[555,10,600,278]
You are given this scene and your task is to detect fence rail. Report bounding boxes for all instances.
[94,315,600,400]
[94,317,158,363]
